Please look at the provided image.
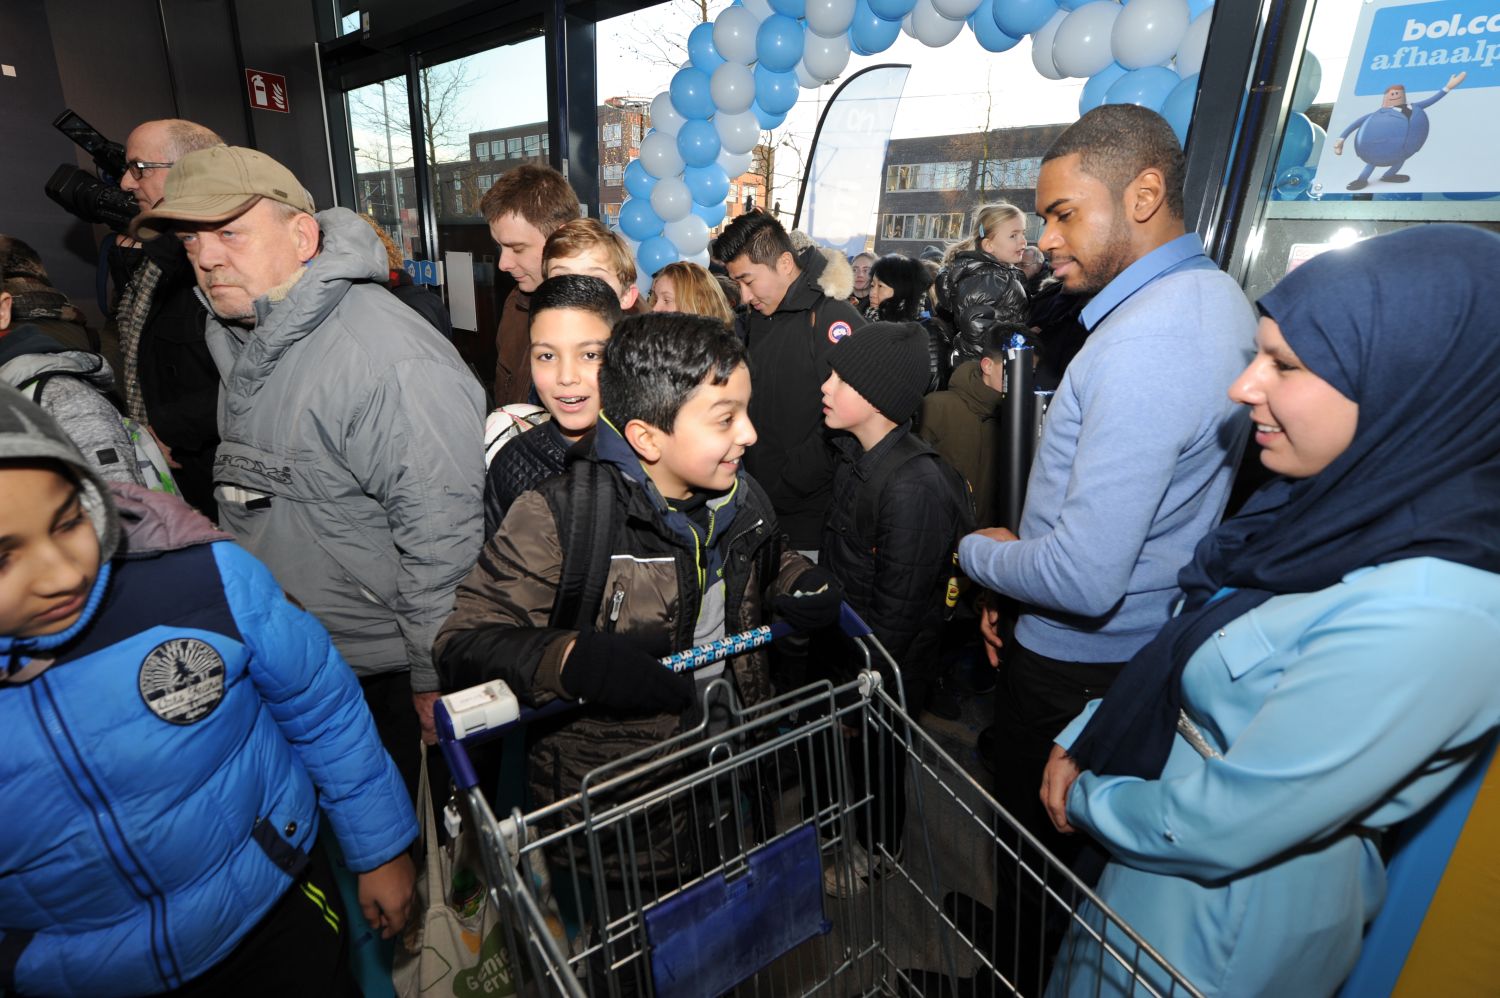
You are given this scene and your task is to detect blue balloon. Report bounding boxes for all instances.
[755,64,800,114]
[677,118,722,168]
[1056,0,1090,8]
[1272,166,1312,201]
[619,198,664,241]
[623,159,659,200]
[684,162,731,206]
[693,199,729,228]
[868,0,917,18]
[1275,111,1314,175]
[637,235,681,276]
[1080,62,1129,115]
[969,0,1021,52]
[688,22,725,74]
[1187,0,1213,17]
[1104,66,1180,113]
[851,0,904,55]
[756,14,805,73]
[752,101,788,130]
[770,0,807,15]
[1441,191,1500,200]
[670,66,715,120]
[1160,73,1199,145]
[993,0,1058,38]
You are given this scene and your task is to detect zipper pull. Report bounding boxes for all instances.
[606,584,625,631]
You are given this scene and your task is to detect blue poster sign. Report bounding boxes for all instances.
[403,259,442,286]
[1312,0,1499,197]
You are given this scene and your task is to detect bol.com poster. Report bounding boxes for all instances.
[1312,0,1500,196]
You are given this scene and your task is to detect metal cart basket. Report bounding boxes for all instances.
[434,608,1203,998]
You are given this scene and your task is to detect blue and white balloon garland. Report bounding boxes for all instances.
[616,0,1220,282]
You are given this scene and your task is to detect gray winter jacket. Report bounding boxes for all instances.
[0,324,146,487]
[205,208,486,690]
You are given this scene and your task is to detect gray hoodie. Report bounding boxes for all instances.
[205,207,485,690]
[0,325,145,488]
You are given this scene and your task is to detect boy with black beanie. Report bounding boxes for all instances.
[817,321,974,895]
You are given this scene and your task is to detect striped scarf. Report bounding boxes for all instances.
[113,257,164,424]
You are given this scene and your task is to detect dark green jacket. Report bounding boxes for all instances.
[918,360,1002,528]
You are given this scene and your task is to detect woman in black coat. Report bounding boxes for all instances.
[868,254,952,395]
[935,202,1030,364]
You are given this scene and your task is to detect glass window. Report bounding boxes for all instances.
[346,74,418,260]
[979,156,1042,191]
[524,134,541,157]
[477,143,490,161]
[506,137,522,157]
[602,123,622,148]
[1234,0,1500,300]
[602,163,624,185]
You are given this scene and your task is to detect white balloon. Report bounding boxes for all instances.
[664,214,712,256]
[805,0,857,36]
[650,91,685,137]
[802,29,852,80]
[690,249,712,268]
[1031,10,1069,81]
[795,59,824,88]
[743,0,775,20]
[1052,2,1120,79]
[715,109,762,154]
[1291,51,1322,112]
[650,176,694,222]
[911,0,965,45]
[1111,0,1189,70]
[710,62,756,114]
[713,6,760,64]
[901,11,918,37]
[1306,121,1327,165]
[719,148,754,176]
[1173,11,1211,78]
[932,0,982,19]
[639,130,686,179]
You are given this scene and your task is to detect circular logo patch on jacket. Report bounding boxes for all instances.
[827,320,853,344]
[138,638,227,725]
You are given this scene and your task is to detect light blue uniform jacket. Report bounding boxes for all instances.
[1048,557,1500,997]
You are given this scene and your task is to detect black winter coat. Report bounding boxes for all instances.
[736,247,866,550]
[936,250,1029,364]
[133,238,220,517]
[483,420,572,537]
[820,427,968,710]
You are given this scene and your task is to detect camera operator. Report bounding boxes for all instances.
[110,118,224,518]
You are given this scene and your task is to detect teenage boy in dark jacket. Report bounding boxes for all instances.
[713,212,865,554]
[817,321,973,894]
[436,314,841,843]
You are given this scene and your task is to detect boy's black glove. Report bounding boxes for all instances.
[560,632,696,714]
[773,566,844,633]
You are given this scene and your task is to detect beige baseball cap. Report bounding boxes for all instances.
[130,145,316,240]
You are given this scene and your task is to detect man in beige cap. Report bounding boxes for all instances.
[132,146,486,799]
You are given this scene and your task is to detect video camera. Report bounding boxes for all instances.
[44,110,140,233]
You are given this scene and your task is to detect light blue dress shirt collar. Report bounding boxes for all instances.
[1080,232,1214,332]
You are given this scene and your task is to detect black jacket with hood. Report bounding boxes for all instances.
[937,249,1029,364]
[734,247,865,550]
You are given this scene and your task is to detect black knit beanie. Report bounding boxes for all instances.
[828,321,930,425]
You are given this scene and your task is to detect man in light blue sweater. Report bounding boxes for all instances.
[957,106,1254,955]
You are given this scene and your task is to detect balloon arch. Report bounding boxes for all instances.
[613,0,1264,287]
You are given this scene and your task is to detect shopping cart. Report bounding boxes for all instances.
[435,606,1203,998]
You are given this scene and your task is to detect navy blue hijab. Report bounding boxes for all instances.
[1069,224,1500,779]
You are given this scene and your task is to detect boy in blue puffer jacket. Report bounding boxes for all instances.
[0,383,417,997]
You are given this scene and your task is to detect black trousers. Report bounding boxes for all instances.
[986,640,1123,994]
[170,844,359,996]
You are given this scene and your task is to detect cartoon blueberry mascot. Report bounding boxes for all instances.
[1334,71,1466,190]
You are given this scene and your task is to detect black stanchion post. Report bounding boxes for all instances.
[1001,342,1036,535]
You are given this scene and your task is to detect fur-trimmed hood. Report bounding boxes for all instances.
[813,247,854,301]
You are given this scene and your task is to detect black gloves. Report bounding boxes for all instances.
[773,566,845,633]
[560,632,696,714]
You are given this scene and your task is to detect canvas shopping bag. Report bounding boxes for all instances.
[393,748,517,998]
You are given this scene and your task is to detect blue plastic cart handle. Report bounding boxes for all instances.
[436,605,875,791]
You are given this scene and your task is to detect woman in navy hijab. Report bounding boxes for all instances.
[1041,224,1500,997]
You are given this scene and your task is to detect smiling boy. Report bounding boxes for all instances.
[437,313,840,841]
[482,274,622,535]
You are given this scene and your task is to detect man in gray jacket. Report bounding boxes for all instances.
[131,147,485,794]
